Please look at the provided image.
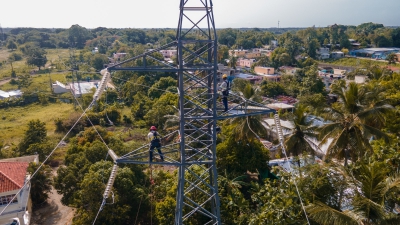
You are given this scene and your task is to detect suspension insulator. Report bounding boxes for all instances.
[103,164,118,199]
[93,69,110,102]
[108,149,119,162]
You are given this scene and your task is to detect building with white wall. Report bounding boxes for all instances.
[0,155,38,225]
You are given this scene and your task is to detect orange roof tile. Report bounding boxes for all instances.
[0,162,29,193]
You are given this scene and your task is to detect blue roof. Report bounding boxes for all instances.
[351,48,400,54]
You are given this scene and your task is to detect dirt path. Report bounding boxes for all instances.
[0,78,11,86]
[30,168,75,225]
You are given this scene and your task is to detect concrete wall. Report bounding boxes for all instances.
[254,66,275,75]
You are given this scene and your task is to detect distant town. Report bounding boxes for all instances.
[0,20,400,225]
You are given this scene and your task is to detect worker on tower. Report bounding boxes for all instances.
[148,126,164,162]
[218,74,230,112]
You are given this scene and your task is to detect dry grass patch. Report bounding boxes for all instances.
[0,49,10,62]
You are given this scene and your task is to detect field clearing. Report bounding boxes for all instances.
[0,103,75,147]
[0,48,73,79]
[0,49,10,62]
[46,49,72,62]
[0,72,69,91]
[322,57,400,69]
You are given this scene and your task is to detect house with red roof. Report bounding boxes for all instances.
[0,155,37,225]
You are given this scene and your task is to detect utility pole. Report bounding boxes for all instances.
[278,20,280,29]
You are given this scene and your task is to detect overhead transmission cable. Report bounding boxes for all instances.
[274,114,311,225]
[0,100,96,216]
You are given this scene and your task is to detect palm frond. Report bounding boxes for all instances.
[306,201,364,225]
[360,123,390,143]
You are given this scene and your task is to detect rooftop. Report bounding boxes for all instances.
[0,162,29,193]
[266,102,295,110]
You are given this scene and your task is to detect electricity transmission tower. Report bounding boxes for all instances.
[99,0,275,224]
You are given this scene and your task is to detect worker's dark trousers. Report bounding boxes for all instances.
[222,96,228,112]
[149,143,164,162]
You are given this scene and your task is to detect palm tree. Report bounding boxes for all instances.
[285,104,322,160]
[306,160,400,225]
[319,82,393,166]
[228,55,237,69]
[229,84,269,141]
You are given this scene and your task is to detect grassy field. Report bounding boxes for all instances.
[0,48,10,62]
[0,48,73,79]
[320,57,400,69]
[0,103,75,148]
[0,72,69,91]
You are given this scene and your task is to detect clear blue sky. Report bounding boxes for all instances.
[1,0,399,28]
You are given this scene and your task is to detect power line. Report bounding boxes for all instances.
[274,114,311,225]
[0,99,96,216]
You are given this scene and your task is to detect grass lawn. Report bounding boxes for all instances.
[0,102,75,148]
[0,48,73,80]
[0,71,69,91]
[320,57,400,69]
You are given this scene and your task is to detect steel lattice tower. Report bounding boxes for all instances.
[102,0,275,224]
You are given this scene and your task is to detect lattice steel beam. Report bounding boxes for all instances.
[103,1,275,224]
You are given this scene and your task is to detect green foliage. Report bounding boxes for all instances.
[319,82,393,165]
[18,119,47,155]
[28,162,52,207]
[144,92,178,128]
[90,53,108,71]
[131,92,152,120]
[26,47,47,70]
[217,128,269,176]
[261,81,286,97]
[68,24,92,49]
[271,47,291,68]
[386,53,398,64]
[6,40,17,51]
[285,105,320,158]
[242,83,255,99]
[248,174,307,224]
[231,78,250,93]
[148,76,177,99]
[155,197,176,225]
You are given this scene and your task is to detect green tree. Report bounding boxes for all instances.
[248,173,306,224]
[217,44,230,63]
[261,81,286,97]
[144,92,178,128]
[319,82,393,166]
[299,65,325,95]
[305,38,320,59]
[90,54,108,71]
[285,105,321,160]
[68,24,92,48]
[18,119,47,155]
[28,163,52,207]
[217,125,270,175]
[306,160,400,224]
[131,92,152,120]
[26,47,47,70]
[386,53,398,64]
[231,78,251,93]
[228,55,237,69]
[148,77,177,99]
[6,40,17,51]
